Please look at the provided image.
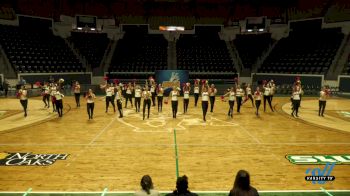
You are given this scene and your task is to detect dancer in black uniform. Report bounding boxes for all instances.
[209,84,217,113]
[150,82,156,107]
[201,85,209,122]
[157,84,164,112]
[169,86,179,119]
[42,82,50,108]
[318,86,329,117]
[235,85,244,113]
[193,79,200,107]
[85,89,96,119]
[183,83,190,114]
[54,89,64,117]
[142,86,151,120]
[291,85,302,117]
[125,82,133,108]
[254,87,262,116]
[49,83,57,112]
[242,83,254,107]
[115,86,123,118]
[134,85,142,113]
[73,81,81,108]
[100,83,115,113]
[223,87,235,118]
[263,83,274,112]
[18,85,28,117]
[269,80,276,103]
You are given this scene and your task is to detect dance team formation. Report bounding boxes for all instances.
[16,77,330,121]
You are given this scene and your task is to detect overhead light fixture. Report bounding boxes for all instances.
[91,28,96,31]
[258,28,264,32]
[77,27,82,30]
[247,29,253,32]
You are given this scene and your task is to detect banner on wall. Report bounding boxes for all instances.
[155,70,189,94]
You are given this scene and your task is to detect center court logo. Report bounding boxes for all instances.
[0,152,69,166]
[286,155,350,165]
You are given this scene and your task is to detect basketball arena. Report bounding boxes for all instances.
[0,0,350,195]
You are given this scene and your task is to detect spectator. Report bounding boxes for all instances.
[166,175,198,196]
[229,170,259,196]
[3,79,9,97]
[18,77,26,86]
[134,175,160,196]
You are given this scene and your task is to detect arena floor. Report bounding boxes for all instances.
[0,96,350,195]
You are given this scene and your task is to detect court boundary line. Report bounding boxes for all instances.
[89,115,118,145]
[238,124,261,144]
[1,142,350,146]
[1,190,350,193]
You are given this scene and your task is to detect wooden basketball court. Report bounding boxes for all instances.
[0,96,350,193]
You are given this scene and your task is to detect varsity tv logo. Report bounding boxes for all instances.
[305,163,335,184]
[286,155,350,184]
[0,152,69,166]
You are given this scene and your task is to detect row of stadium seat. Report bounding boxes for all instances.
[109,32,168,72]
[177,33,236,72]
[0,25,84,73]
[0,24,348,76]
[233,33,274,69]
[259,28,343,74]
[68,32,110,69]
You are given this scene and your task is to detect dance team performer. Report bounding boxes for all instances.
[115,86,124,118]
[318,86,329,117]
[242,83,254,107]
[209,84,217,113]
[49,82,57,112]
[73,81,81,108]
[193,79,200,107]
[85,89,96,119]
[42,82,50,108]
[169,86,179,119]
[269,80,276,103]
[263,81,274,112]
[290,78,302,110]
[18,85,28,117]
[201,82,209,122]
[157,84,164,112]
[23,77,335,122]
[183,83,190,114]
[125,82,133,108]
[223,86,235,118]
[54,89,64,117]
[254,87,262,116]
[134,85,142,113]
[291,84,302,117]
[150,78,156,107]
[100,82,116,113]
[110,82,116,104]
[142,85,152,120]
[235,85,244,113]
[294,77,303,106]
[121,82,127,98]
